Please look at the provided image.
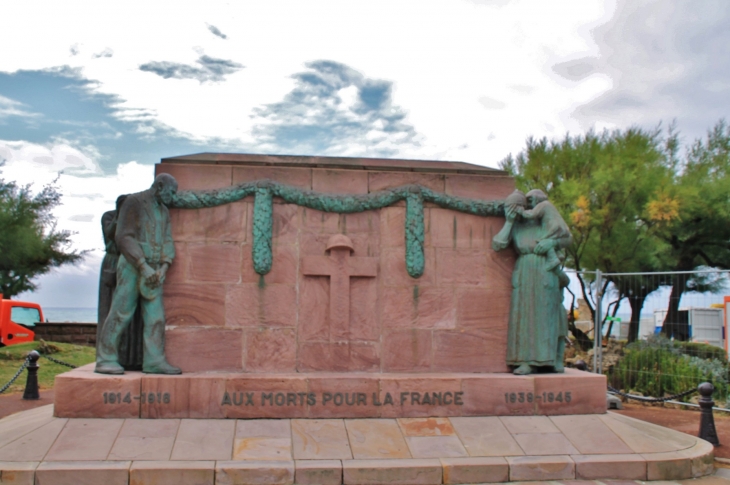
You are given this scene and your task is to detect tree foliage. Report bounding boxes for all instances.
[0,177,83,298]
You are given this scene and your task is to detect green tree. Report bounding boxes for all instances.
[0,177,83,297]
[500,127,675,344]
[658,120,730,340]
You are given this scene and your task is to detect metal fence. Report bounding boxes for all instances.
[565,269,730,405]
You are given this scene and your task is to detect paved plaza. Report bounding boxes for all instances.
[0,404,716,484]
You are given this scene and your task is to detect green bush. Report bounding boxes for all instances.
[610,335,729,402]
[676,341,728,362]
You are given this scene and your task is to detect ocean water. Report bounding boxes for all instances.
[42,307,97,323]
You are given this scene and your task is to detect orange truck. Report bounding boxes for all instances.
[0,299,44,346]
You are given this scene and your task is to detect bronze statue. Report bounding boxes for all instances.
[97,195,143,370]
[492,190,572,375]
[95,174,180,375]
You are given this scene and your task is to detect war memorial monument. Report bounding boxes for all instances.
[0,154,715,484]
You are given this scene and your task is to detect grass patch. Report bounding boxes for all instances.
[0,341,96,395]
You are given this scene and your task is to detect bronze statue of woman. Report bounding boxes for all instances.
[492,190,571,375]
[97,195,143,370]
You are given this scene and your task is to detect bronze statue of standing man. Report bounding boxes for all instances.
[95,173,181,375]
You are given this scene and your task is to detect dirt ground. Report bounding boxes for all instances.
[0,390,54,419]
[616,402,730,458]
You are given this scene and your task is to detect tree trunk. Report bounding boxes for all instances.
[627,294,647,343]
[661,274,690,340]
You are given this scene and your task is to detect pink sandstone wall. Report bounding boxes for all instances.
[155,162,516,374]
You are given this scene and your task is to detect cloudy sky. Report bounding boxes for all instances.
[0,0,728,310]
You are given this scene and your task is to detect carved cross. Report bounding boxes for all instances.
[302,234,378,340]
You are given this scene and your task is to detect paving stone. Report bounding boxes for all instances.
[215,460,294,485]
[405,436,468,458]
[441,456,509,484]
[234,419,292,461]
[600,412,697,453]
[108,419,180,461]
[345,419,411,459]
[0,418,66,461]
[0,461,38,485]
[513,432,580,455]
[342,458,442,485]
[294,459,342,485]
[292,419,352,460]
[450,416,523,456]
[572,454,647,480]
[171,419,234,461]
[130,460,214,485]
[35,460,130,485]
[44,419,124,461]
[398,417,456,436]
[550,414,634,454]
[507,455,575,481]
[0,405,56,449]
[500,415,560,434]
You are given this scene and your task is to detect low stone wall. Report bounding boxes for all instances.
[33,323,97,346]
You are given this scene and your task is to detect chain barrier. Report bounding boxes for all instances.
[608,385,697,403]
[0,357,30,394]
[39,353,77,369]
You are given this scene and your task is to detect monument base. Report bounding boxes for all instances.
[54,365,606,419]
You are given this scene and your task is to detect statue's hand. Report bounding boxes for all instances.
[156,264,170,286]
[534,239,555,254]
[140,263,160,287]
[505,205,518,222]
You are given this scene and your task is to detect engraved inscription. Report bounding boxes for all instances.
[504,391,572,404]
[220,391,465,407]
[102,392,171,404]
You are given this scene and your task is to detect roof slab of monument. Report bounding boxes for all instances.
[161,152,508,176]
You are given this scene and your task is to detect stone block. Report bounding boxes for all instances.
[307,377,380,419]
[485,248,515,291]
[436,248,487,286]
[169,202,248,242]
[227,284,297,328]
[292,420,353,459]
[497,391,542,422]
[379,207,407,248]
[298,277,330,341]
[382,329,432,372]
[156,163,231,190]
[550,414,634,454]
[233,166,312,189]
[139,375,190,419]
[444,174,514,200]
[342,458,441,485]
[456,287,510,329]
[644,451,693,480]
[432,330,502,373]
[245,328,297,372]
[441,457,509,484]
[379,377,463,418]
[0,461,37,485]
[380,247,436,287]
[298,341,380,372]
[242,244,298,285]
[215,461,294,485]
[187,243,241,283]
[369,171,445,193]
[449,416,524,457]
[572,454,646,480]
[398,417,456,437]
[294,460,342,485]
[35,461,130,485]
[108,419,180,461]
[0,419,67,462]
[164,327,243,372]
[345,419,411,460]
[533,370,607,415]
[430,209,494,249]
[223,375,309,419]
[129,460,215,485]
[381,286,455,329]
[405,436,468,458]
[53,368,141,418]
[506,455,575,481]
[234,420,292,461]
[348,278,379,341]
[163,284,226,327]
[313,169,368,194]
[512,432,579,455]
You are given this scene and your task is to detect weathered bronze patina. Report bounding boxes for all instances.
[492,189,572,375]
[95,174,180,375]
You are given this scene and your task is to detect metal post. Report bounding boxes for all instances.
[593,270,603,374]
[22,351,40,400]
[698,382,720,446]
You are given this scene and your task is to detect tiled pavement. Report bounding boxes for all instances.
[0,405,717,484]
